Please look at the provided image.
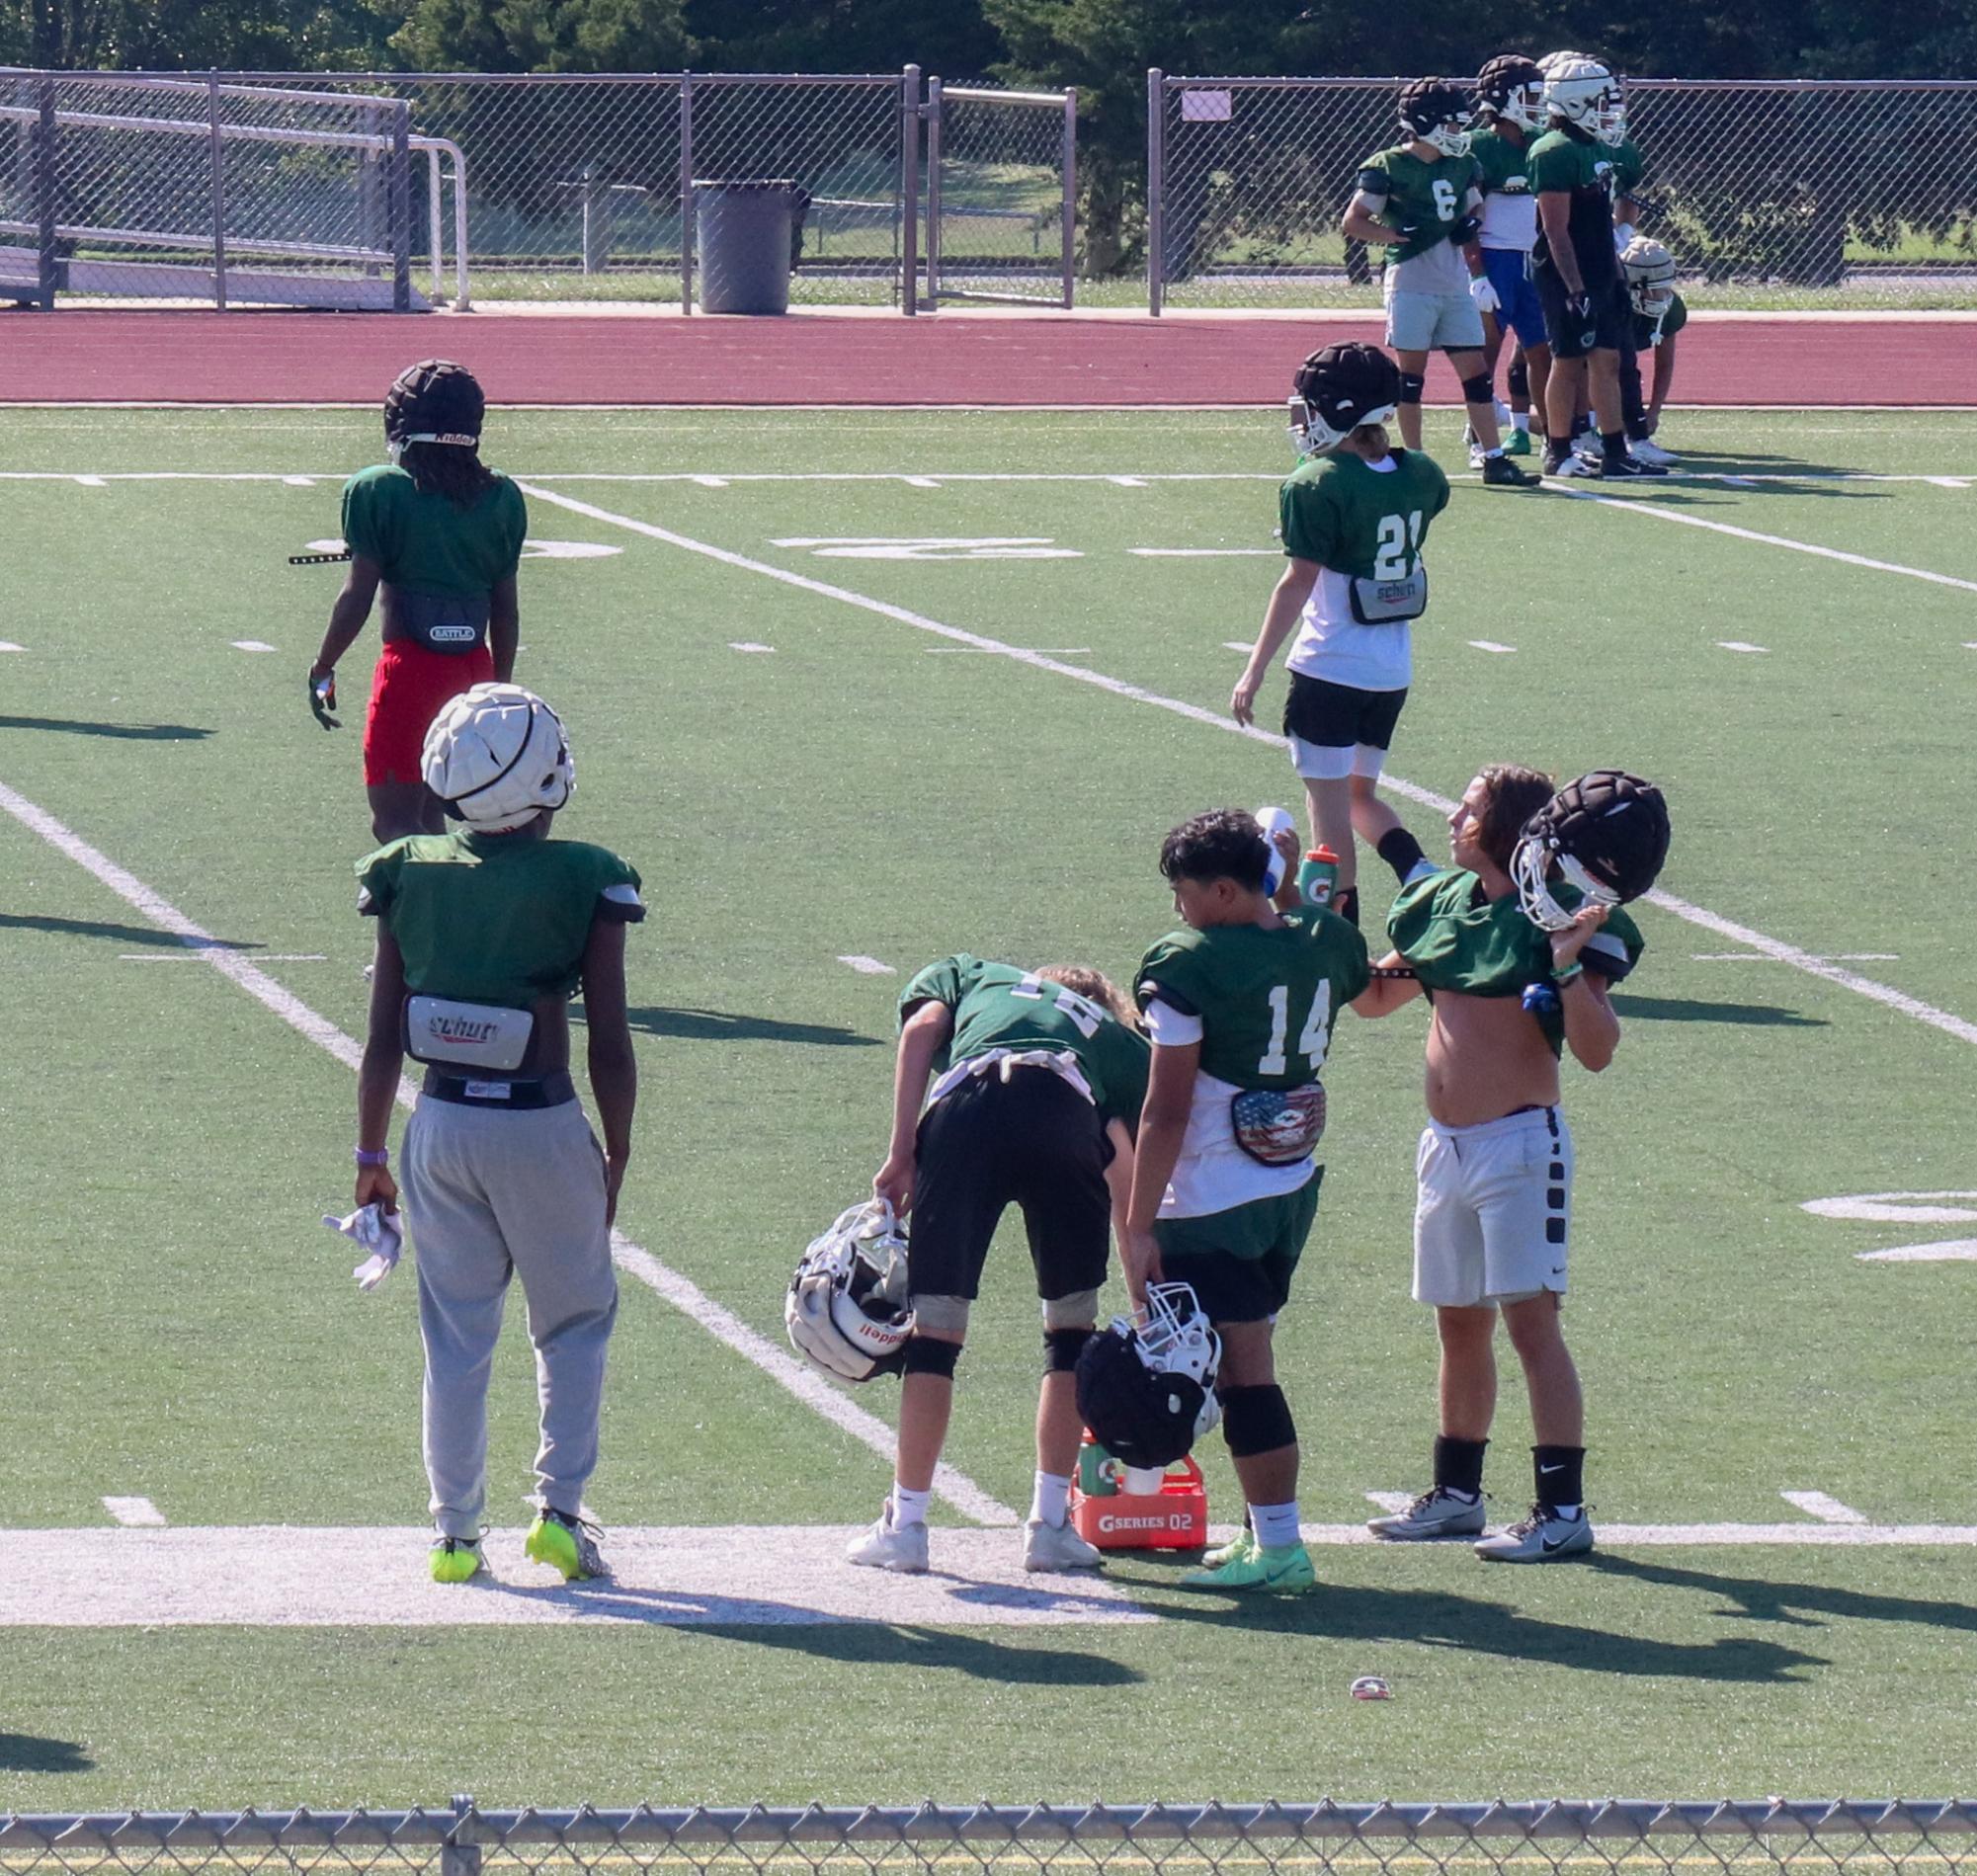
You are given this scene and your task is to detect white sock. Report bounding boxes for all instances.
[1550,1502,1583,1520]
[1512,411,1530,434]
[1029,1471,1071,1528]
[1485,446,1505,459]
[889,1485,931,1528]
[1251,1500,1301,1550]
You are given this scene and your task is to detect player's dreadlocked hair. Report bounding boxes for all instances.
[1159,808,1272,894]
[384,359,497,511]
[1474,765,1557,870]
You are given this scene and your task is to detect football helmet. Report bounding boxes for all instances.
[784,1199,914,1383]
[422,683,575,832]
[1513,771,1672,933]
[1074,1282,1223,1470]
[1287,343,1402,456]
[1543,55,1626,145]
[1398,77,1474,157]
[384,358,484,460]
[1476,54,1546,130]
[1619,234,1678,317]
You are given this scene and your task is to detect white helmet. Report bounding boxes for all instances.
[1619,234,1678,317]
[784,1199,914,1383]
[421,683,574,833]
[1544,55,1626,145]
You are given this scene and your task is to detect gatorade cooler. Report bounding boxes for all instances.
[1069,1430,1209,1550]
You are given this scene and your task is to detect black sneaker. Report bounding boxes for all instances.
[1599,452,1669,478]
[1481,453,1540,488]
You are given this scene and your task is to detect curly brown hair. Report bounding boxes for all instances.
[1035,964,1136,1027]
[1474,764,1556,870]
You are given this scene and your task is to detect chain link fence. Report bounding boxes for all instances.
[1,1802,1975,1876]
[925,81,1075,306]
[1147,74,1977,311]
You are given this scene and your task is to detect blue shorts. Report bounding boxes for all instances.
[1482,248,1546,349]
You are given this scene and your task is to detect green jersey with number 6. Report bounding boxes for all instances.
[1136,909,1371,1217]
[1355,145,1481,294]
[900,954,1149,1130]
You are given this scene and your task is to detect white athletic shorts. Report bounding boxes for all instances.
[1412,1104,1572,1307]
[1385,287,1486,354]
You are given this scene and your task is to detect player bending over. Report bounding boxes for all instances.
[1233,344,1447,929]
[1124,810,1370,1593]
[850,957,1149,1576]
[310,361,527,842]
[352,684,643,1584]
[1353,766,1666,1561]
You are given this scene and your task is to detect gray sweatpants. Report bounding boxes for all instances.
[401,1095,618,1539]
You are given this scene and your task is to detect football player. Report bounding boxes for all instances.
[351,684,643,1585]
[309,360,528,842]
[1339,79,1538,487]
[1619,236,1685,456]
[1123,810,1371,1593]
[849,957,1149,1576]
[1469,55,1550,459]
[1526,58,1667,478]
[1353,767,1666,1562]
[1233,344,1447,931]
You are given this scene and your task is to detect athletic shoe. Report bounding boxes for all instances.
[1180,1539,1314,1593]
[1365,1487,1488,1541]
[1022,1517,1103,1573]
[1628,436,1678,465]
[1197,1528,1256,1571]
[1504,428,1532,456]
[1475,1504,1596,1563]
[526,1507,611,1581]
[1548,452,1599,478]
[1599,453,1669,478]
[1481,454,1539,489]
[846,1505,929,1574]
[429,1535,483,1584]
[1572,430,1602,463]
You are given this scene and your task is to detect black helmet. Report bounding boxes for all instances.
[1074,1283,1223,1470]
[383,359,485,452]
[1288,342,1402,455]
[1476,54,1546,128]
[1398,77,1474,155]
[1513,771,1672,931]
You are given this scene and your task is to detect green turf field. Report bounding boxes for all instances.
[2,405,1975,1810]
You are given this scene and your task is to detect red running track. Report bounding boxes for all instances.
[2,308,1973,406]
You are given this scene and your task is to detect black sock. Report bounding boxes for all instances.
[1332,885,1360,928]
[1376,827,1427,884]
[1434,1434,1487,1499]
[1601,429,1627,463]
[1533,1443,1585,1510]
[1571,413,1594,439]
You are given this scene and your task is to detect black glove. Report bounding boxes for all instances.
[1564,289,1593,322]
[308,667,340,730]
[1446,212,1480,247]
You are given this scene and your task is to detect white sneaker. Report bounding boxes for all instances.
[1366,1486,1488,1541]
[846,1507,929,1574]
[1022,1517,1103,1573]
[1571,431,1603,462]
[1548,451,1599,478]
[1475,1504,1595,1563]
[1628,436,1678,465]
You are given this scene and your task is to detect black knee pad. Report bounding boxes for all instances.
[1396,371,1426,406]
[1459,370,1494,406]
[903,1335,962,1379]
[1507,353,1529,400]
[1043,1326,1092,1375]
[1220,1383,1297,1459]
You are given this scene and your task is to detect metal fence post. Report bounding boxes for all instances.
[900,63,920,314]
[678,71,694,313]
[924,75,944,303]
[390,99,412,310]
[442,1794,482,1876]
[1060,84,1076,307]
[1145,67,1163,316]
[34,74,56,310]
[206,70,227,310]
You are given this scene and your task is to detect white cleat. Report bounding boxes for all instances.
[1571,431,1603,463]
[1475,1503,1596,1563]
[1366,1486,1488,1541]
[1548,451,1600,478]
[1628,437,1678,465]
[1023,1517,1104,1573]
[846,1507,929,1574]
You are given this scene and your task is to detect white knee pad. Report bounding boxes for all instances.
[911,1292,972,1337]
[1041,1288,1100,1330]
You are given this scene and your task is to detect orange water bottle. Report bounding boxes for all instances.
[1297,844,1341,910]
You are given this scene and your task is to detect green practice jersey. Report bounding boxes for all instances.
[1387,867,1643,1052]
[1471,124,1537,251]
[357,829,644,1008]
[1528,125,1622,282]
[1355,144,1481,293]
[1280,449,1450,579]
[900,954,1150,1130]
[1137,909,1371,1095]
[1608,136,1647,199]
[341,463,528,600]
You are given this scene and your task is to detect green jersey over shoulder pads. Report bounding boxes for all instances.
[1387,867,1642,1051]
[900,954,1150,1130]
[341,463,528,599]
[1355,145,1483,265]
[357,830,644,1009]
[1528,125,1623,282]
[1279,449,1450,576]
[1470,124,1532,198]
[1608,136,1647,197]
[1136,909,1371,1093]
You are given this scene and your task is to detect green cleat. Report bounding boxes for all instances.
[1197,1528,1257,1571]
[1504,428,1532,456]
[1179,1540,1315,1593]
[429,1535,483,1585]
[526,1508,611,1582]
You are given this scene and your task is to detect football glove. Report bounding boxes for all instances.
[1468,275,1501,314]
[1445,212,1481,247]
[323,1201,402,1292]
[308,668,340,730]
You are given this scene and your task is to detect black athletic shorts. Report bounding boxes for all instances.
[1283,669,1408,753]
[1533,266,1627,361]
[908,1068,1112,1303]
[1152,1173,1322,1325]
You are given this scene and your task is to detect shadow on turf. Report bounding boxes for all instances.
[1591,1555,1977,1635]
[0,714,212,740]
[574,1003,880,1048]
[1609,993,1826,1027]
[0,913,262,950]
[0,1732,93,1773]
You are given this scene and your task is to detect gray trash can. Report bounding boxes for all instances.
[695,178,803,314]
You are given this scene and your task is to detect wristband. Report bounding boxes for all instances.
[1552,960,1585,987]
[355,1147,390,1167]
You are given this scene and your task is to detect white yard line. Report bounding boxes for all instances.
[0,780,1015,1528]
[1780,1491,1868,1525]
[118,951,327,963]
[1694,952,1897,963]
[838,954,897,976]
[728,641,775,653]
[1129,547,1277,557]
[1467,640,1517,654]
[0,642,22,652]
[101,1497,165,1527]
[1233,1521,1977,1548]
[230,640,277,653]
[1716,641,1768,653]
[518,482,1977,1055]
[1858,1240,1977,1263]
